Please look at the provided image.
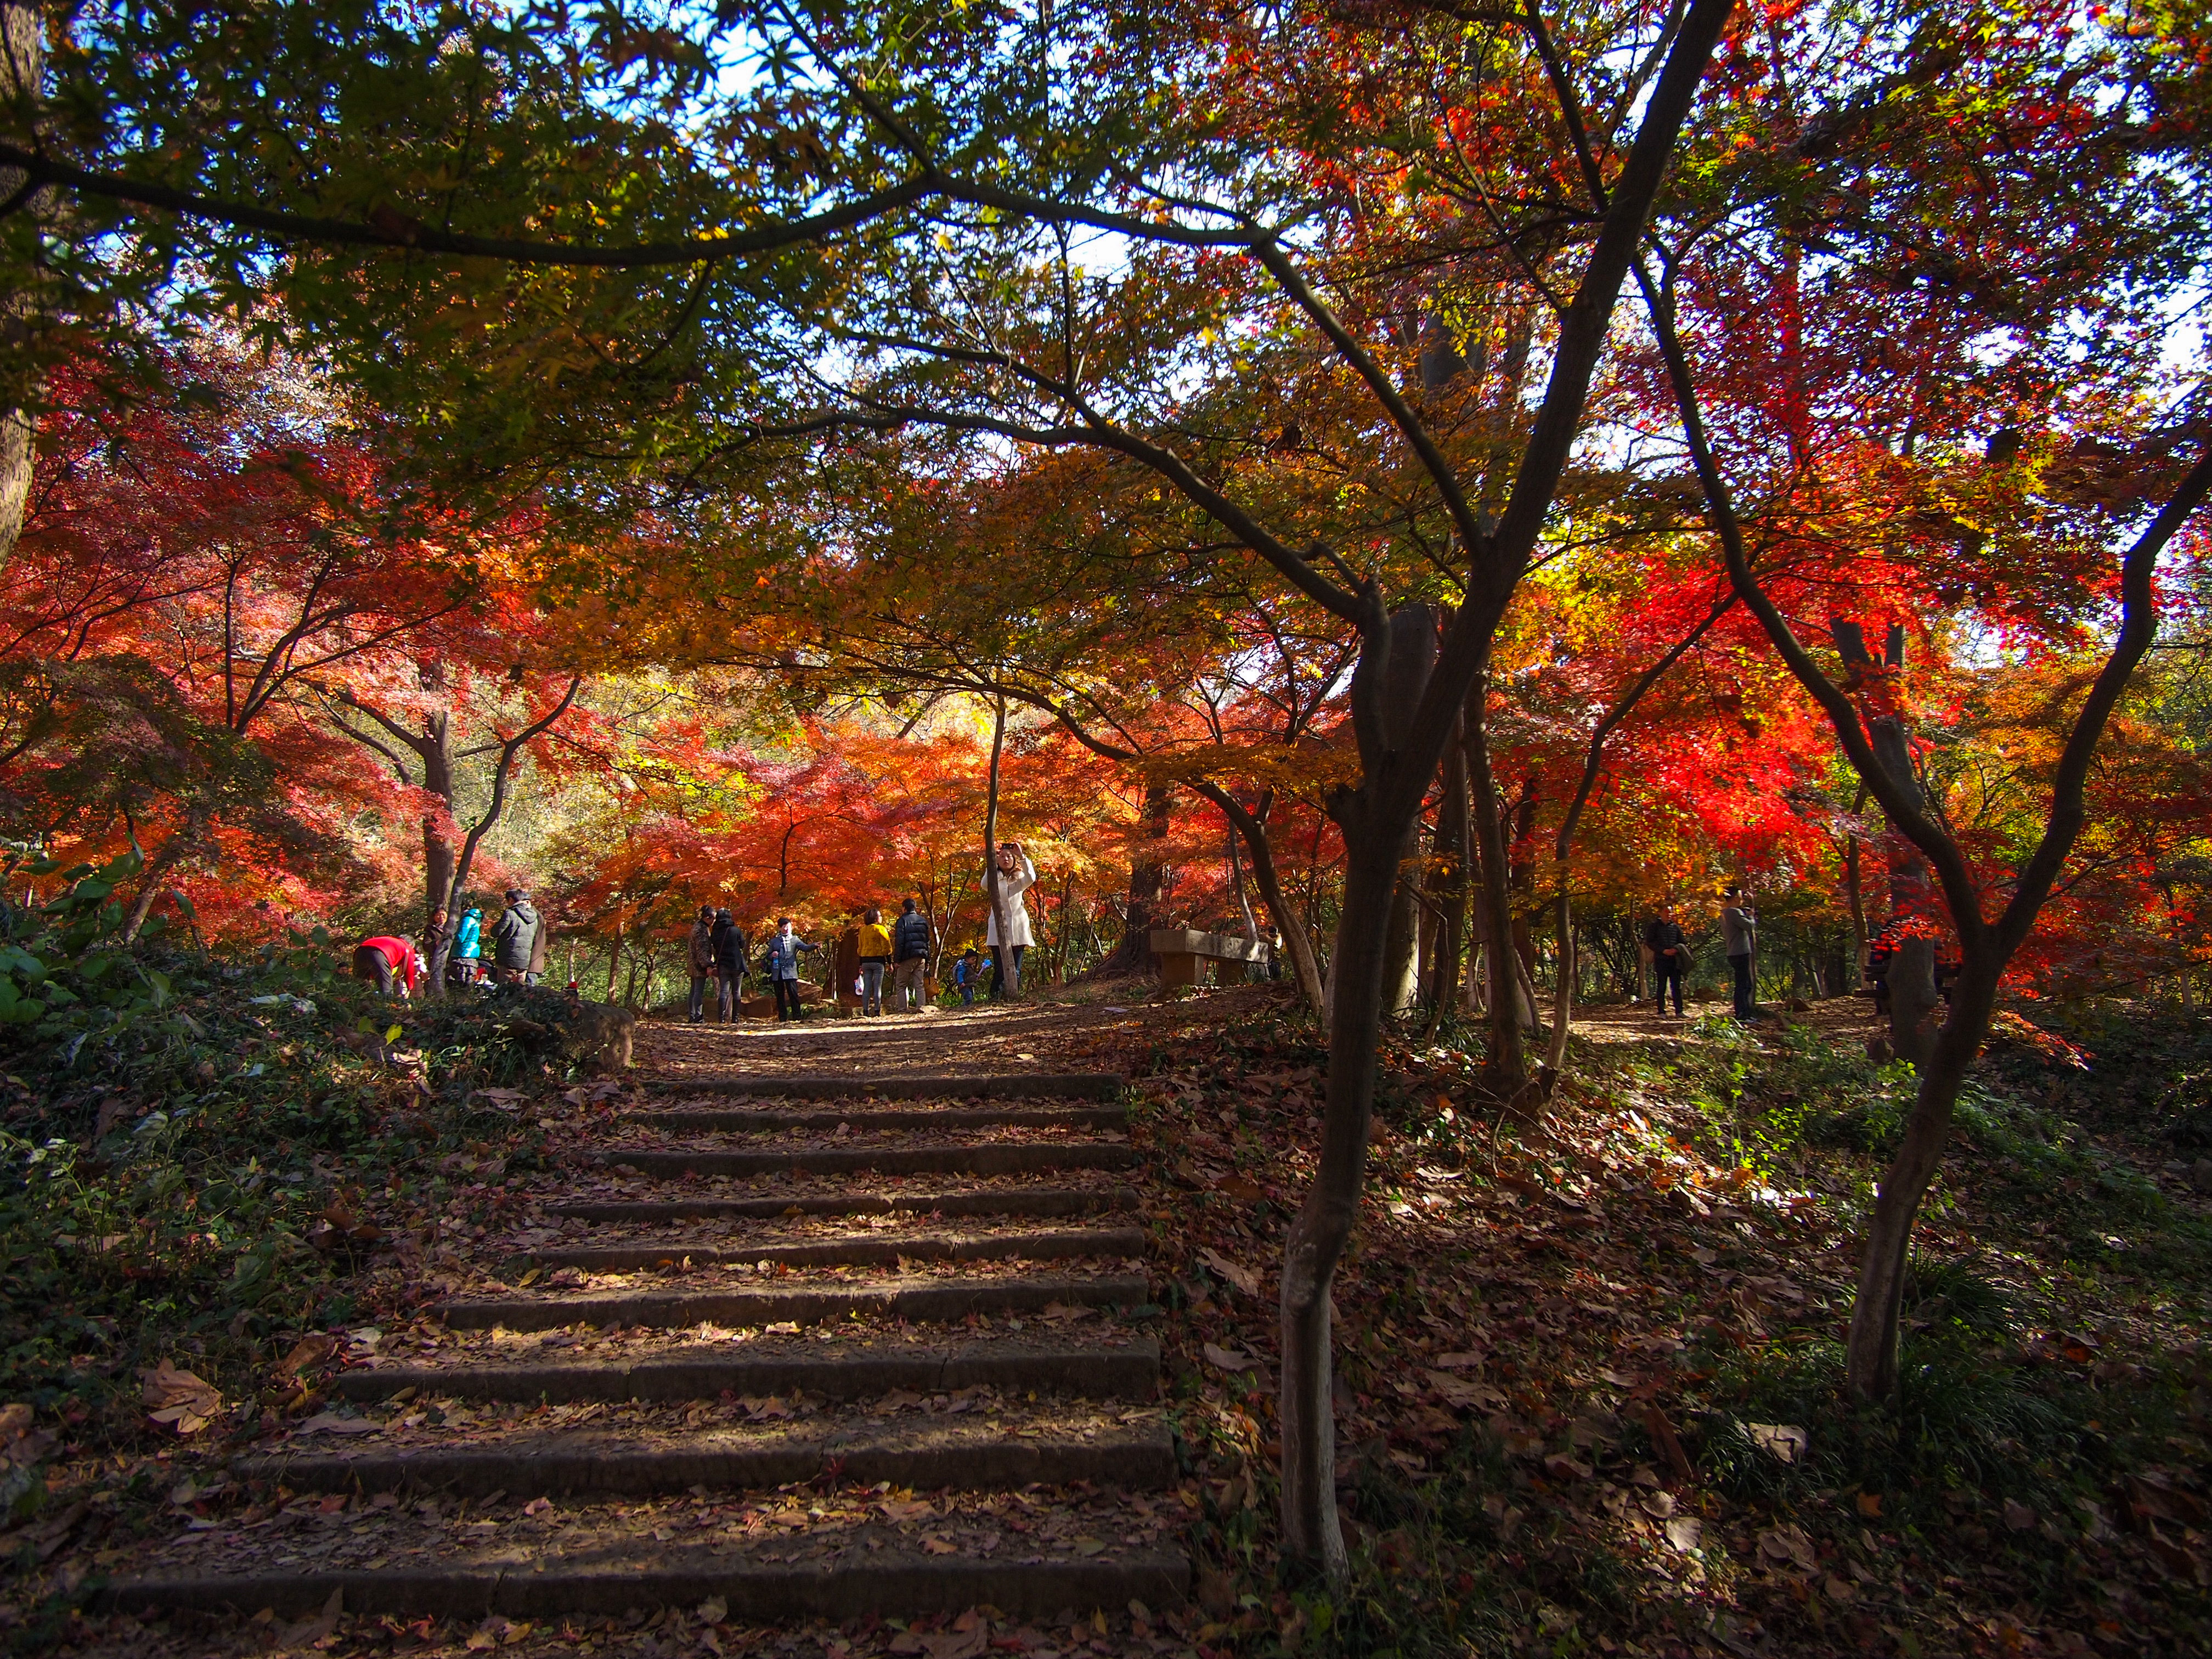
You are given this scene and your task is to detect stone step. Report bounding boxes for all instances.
[100,1491,1188,1621]
[624,1103,1125,1133]
[546,1185,1138,1224]
[236,1409,1173,1502]
[642,1071,1124,1102]
[596,1143,1139,1181]
[507,1225,1144,1274]
[439,1271,1151,1334]
[336,1334,1161,1406]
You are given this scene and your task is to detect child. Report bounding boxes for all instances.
[953,947,981,1006]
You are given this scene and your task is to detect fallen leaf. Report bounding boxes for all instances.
[1744,1422,1809,1464]
[523,1497,554,1517]
[1856,1491,1884,1519]
[1663,1516,1704,1552]
[1432,1351,1486,1370]
[140,1359,221,1436]
[697,1596,727,1626]
[293,1412,382,1436]
[919,1533,960,1554]
[1756,1524,1818,1571]
[275,1334,336,1379]
[1202,1342,1256,1372]
[1212,1172,1268,1203]
[1198,1247,1259,1297]
[2003,1498,2038,1532]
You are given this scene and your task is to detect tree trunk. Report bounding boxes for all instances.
[1423,719,1472,1039]
[1197,781,1325,1010]
[1844,958,1999,1395]
[1279,603,1436,1578]
[981,695,1016,994]
[1888,935,1940,1066]
[1464,699,1528,1097]
[1380,851,1421,1013]
[1104,776,1171,972]
[0,0,47,574]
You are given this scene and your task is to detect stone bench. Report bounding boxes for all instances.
[1149,928,1272,989]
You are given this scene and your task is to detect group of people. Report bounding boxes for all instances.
[683,843,1040,1023]
[350,889,546,998]
[1642,887,1759,1019]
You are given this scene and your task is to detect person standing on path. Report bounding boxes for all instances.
[985,842,1037,999]
[490,889,540,985]
[1644,904,1688,1019]
[856,906,893,1016]
[889,897,931,1013]
[686,905,716,1022]
[713,909,749,1021]
[763,918,816,1021]
[953,947,980,1006]
[1722,887,1759,1019]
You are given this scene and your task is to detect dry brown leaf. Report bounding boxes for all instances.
[1202,1342,1256,1372]
[141,1359,221,1436]
[1197,1248,1259,1297]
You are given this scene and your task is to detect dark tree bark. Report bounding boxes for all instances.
[1104,776,1171,972]
[0,0,47,574]
[1191,780,1327,1009]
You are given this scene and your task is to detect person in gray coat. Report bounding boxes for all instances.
[1721,887,1758,1018]
[491,889,540,985]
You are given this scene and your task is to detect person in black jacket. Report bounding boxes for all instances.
[1644,904,1688,1019]
[710,909,749,1021]
[888,898,931,1014]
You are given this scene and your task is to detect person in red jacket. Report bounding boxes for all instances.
[352,935,419,997]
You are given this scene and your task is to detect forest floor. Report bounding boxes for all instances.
[12,977,2212,1658]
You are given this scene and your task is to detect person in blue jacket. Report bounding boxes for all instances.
[448,902,485,985]
[761,918,817,1021]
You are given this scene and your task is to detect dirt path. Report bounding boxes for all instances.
[94,1003,1201,1655]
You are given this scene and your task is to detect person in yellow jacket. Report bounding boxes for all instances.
[856,906,894,1015]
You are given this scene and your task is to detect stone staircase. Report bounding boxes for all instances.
[103,1069,1186,1629]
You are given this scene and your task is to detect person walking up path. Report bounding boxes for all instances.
[985,842,1037,1000]
[1644,904,1688,1019]
[763,918,816,1021]
[1722,887,1759,1019]
[686,906,716,1022]
[713,909,749,1022]
[857,907,893,1015]
[889,897,931,1013]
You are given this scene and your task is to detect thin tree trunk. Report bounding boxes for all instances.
[1422,718,1471,1042]
[1464,696,1528,1098]
[1194,780,1325,1009]
[1104,776,1171,971]
[981,695,1015,995]
[0,0,46,574]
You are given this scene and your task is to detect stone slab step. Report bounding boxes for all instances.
[512,1226,1144,1274]
[336,1335,1161,1406]
[439,1272,1151,1334]
[643,1072,1124,1102]
[624,1104,1125,1132]
[235,1417,1173,1500]
[100,1550,1189,1623]
[596,1143,1138,1180]
[548,1186,1138,1224]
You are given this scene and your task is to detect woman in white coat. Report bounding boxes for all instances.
[984,842,1036,998]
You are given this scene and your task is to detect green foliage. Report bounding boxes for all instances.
[0,855,596,1447]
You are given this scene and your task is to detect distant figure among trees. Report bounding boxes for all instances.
[712,908,749,1020]
[686,905,716,1022]
[763,918,816,1022]
[450,902,484,986]
[1644,904,1688,1019]
[890,897,932,1013]
[856,906,893,1016]
[492,889,541,985]
[1722,888,1759,1019]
